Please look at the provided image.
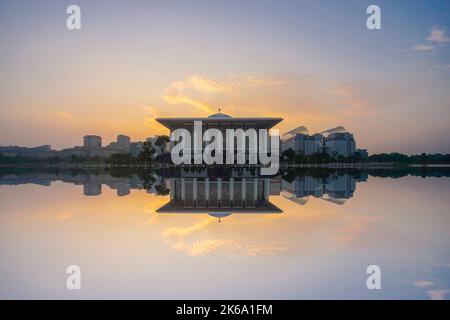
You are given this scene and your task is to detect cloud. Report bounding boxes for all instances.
[163,218,213,238]
[413,44,434,51]
[330,215,382,247]
[54,112,71,119]
[427,26,450,43]
[426,289,450,300]
[188,238,235,256]
[167,235,288,257]
[141,106,172,133]
[329,84,373,115]
[163,92,215,114]
[189,75,231,93]
[412,26,449,52]
[163,74,287,115]
[413,280,435,288]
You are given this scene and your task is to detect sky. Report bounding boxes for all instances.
[0,0,449,154]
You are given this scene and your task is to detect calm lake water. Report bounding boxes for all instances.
[1,167,449,299]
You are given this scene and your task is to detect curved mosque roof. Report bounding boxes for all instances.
[156,112,283,131]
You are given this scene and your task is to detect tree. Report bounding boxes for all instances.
[155,183,170,195]
[138,141,156,163]
[90,155,102,163]
[281,148,296,162]
[155,135,170,154]
[107,153,134,164]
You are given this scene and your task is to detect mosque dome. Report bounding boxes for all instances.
[208,212,232,219]
[207,112,231,119]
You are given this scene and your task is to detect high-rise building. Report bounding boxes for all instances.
[324,132,356,157]
[116,135,131,151]
[83,135,102,150]
[282,133,323,155]
[356,148,368,159]
[282,126,362,158]
[130,142,144,157]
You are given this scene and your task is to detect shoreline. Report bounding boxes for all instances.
[1,162,449,169]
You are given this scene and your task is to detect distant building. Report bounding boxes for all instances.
[282,133,323,155]
[324,132,356,158]
[105,134,131,154]
[356,148,368,159]
[88,148,118,158]
[324,174,356,199]
[0,145,58,158]
[282,126,362,158]
[281,174,357,206]
[1,134,164,160]
[83,183,102,196]
[59,146,87,158]
[130,142,144,157]
[83,135,102,150]
[116,134,131,151]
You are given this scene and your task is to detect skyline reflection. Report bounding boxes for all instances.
[0,168,379,215]
[0,167,450,299]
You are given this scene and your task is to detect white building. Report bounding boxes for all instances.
[282,126,360,158]
[324,132,356,158]
[282,133,323,155]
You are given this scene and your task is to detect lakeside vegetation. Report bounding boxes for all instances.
[2,166,450,181]
[280,149,450,165]
[1,139,450,167]
[0,139,163,165]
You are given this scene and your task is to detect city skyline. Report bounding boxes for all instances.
[0,111,368,163]
[1,0,450,154]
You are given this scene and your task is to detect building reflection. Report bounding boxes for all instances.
[0,169,370,212]
[156,177,282,215]
[281,173,367,205]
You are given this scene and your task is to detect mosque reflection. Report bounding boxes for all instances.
[0,167,377,217]
[157,177,283,215]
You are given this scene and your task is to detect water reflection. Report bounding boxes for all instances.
[0,168,370,217]
[1,166,450,299]
[1,167,449,215]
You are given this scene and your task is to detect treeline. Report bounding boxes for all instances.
[0,150,156,165]
[280,167,450,181]
[0,153,61,164]
[281,149,450,164]
[281,149,365,163]
[368,153,450,164]
[0,137,171,165]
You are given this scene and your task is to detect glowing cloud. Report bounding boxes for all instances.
[427,26,450,43]
[54,112,72,119]
[162,74,287,115]
[413,281,435,288]
[413,44,434,51]
[426,289,450,300]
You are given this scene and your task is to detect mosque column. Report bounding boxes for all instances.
[242,178,246,207]
[218,178,222,207]
[181,178,185,203]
